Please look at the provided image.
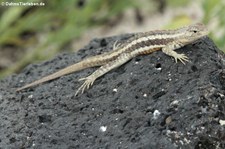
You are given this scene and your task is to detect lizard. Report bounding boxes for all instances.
[16,23,209,96]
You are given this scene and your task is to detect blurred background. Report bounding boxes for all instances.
[0,0,224,79]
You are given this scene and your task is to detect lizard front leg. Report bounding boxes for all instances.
[75,53,133,96]
[162,42,189,64]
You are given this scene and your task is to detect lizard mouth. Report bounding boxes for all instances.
[192,36,208,44]
[202,28,209,36]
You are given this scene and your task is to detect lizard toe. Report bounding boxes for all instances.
[75,77,96,96]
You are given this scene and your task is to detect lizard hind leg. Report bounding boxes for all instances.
[75,53,133,96]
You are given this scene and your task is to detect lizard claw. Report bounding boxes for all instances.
[174,53,189,65]
[75,77,96,96]
[113,40,121,50]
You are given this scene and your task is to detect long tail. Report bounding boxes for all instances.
[16,58,101,92]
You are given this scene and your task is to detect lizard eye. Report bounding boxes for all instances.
[193,30,197,33]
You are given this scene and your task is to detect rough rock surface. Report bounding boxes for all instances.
[0,34,225,149]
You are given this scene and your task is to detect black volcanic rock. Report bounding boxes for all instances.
[0,34,225,149]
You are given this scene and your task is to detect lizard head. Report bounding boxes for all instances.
[179,23,209,44]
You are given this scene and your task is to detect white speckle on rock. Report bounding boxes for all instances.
[99,126,107,132]
[153,110,160,119]
[170,100,179,106]
[184,137,191,144]
[219,119,225,126]
[113,88,118,92]
[19,80,24,83]
[28,95,33,99]
[156,67,162,71]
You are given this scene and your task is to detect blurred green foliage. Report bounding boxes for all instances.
[0,0,138,78]
[203,0,225,51]
[167,0,189,7]
[166,0,225,52]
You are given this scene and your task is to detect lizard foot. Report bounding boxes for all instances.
[75,77,96,96]
[113,40,121,50]
[173,53,189,64]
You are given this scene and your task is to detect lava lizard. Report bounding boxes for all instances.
[16,23,209,95]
